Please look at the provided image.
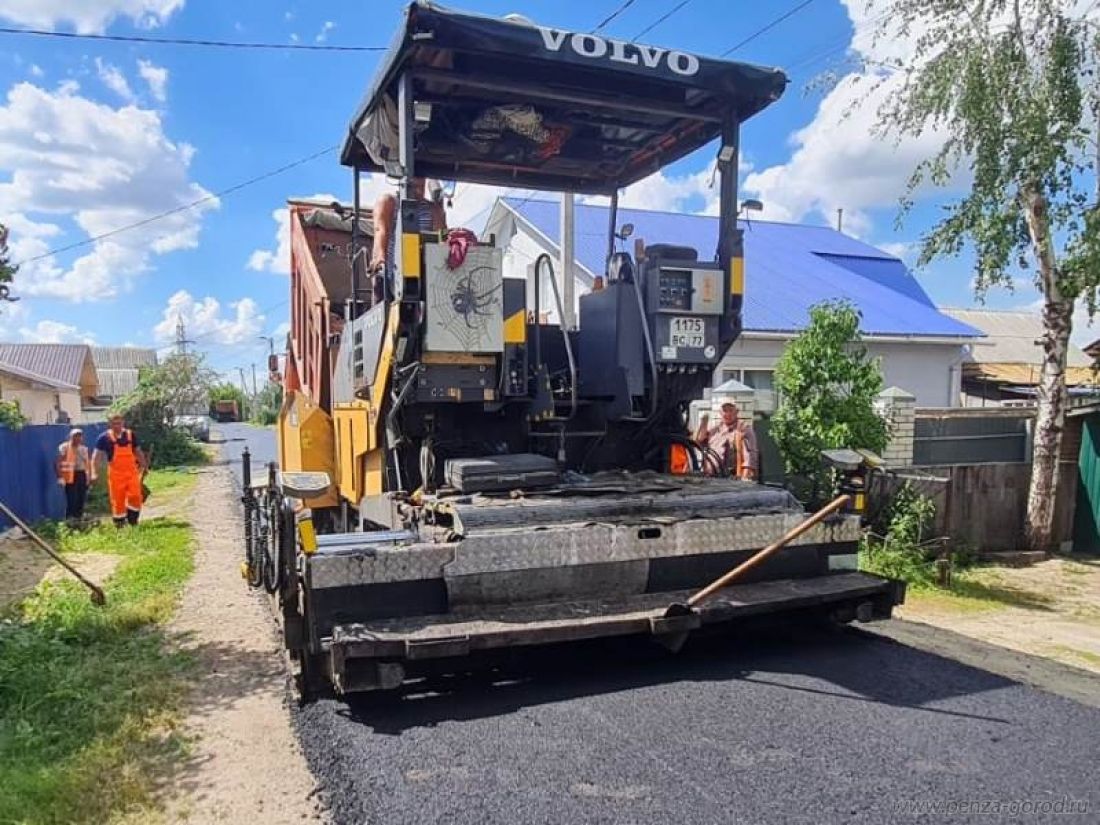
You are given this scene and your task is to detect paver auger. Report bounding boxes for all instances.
[241,2,905,697]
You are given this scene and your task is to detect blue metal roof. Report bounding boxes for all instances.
[503,198,981,339]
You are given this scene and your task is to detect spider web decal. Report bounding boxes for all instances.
[425,243,504,353]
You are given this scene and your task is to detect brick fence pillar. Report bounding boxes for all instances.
[876,386,916,468]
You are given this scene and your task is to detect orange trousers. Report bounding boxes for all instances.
[108,468,143,520]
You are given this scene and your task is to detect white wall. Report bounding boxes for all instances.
[498,215,590,326]
[0,375,81,423]
[718,335,966,408]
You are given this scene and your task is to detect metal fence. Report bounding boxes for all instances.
[0,423,108,526]
[913,411,1030,466]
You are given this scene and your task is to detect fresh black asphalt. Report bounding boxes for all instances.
[221,424,1100,824]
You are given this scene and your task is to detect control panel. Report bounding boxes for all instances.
[644,260,725,365]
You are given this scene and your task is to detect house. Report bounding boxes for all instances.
[0,343,98,424]
[943,309,1099,406]
[484,197,982,408]
[91,346,157,405]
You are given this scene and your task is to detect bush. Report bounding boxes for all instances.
[0,399,27,430]
[860,482,941,587]
[110,355,213,467]
[772,301,889,505]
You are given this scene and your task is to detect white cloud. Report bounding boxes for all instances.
[0,80,217,302]
[95,58,135,103]
[740,1,957,236]
[0,0,185,34]
[315,20,335,43]
[28,64,43,79]
[248,207,291,274]
[137,59,168,102]
[0,300,29,339]
[284,11,294,22]
[154,290,264,346]
[289,32,300,43]
[19,319,96,344]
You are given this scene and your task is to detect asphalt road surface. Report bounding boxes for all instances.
[216,422,277,490]
[218,424,1099,824]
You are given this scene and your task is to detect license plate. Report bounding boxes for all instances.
[669,317,704,348]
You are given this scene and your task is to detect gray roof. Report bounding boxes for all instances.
[95,369,142,399]
[0,343,92,388]
[0,360,79,391]
[91,346,158,371]
[943,309,1091,366]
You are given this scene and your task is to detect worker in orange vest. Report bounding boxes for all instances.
[694,401,758,481]
[91,414,148,527]
[55,428,91,522]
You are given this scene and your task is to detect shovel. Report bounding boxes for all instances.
[0,500,107,605]
[656,494,851,650]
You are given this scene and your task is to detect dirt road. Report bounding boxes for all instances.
[166,453,322,823]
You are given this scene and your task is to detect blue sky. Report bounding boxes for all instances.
[0,0,1085,375]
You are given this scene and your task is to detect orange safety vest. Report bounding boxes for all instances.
[107,429,139,475]
[58,443,77,484]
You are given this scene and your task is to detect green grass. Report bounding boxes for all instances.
[1051,645,1100,667]
[0,477,195,825]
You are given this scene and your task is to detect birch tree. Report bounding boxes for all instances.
[871,0,1100,550]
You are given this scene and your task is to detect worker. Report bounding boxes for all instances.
[55,428,90,522]
[368,177,447,303]
[91,414,148,527]
[694,401,758,481]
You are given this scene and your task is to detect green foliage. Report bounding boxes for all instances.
[860,482,940,587]
[209,381,246,409]
[249,381,283,426]
[871,0,1100,547]
[0,398,27,430]
[111,354,215,467]
[0,489,195,824]
[771,301,889,503]
[0,222,16,288]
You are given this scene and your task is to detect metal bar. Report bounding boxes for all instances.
[0,500,106,605]
[410,68,722,124]
[716,110,740,269]
[351,165,361,312]
[606,189,619,274]
[398,71,415,197]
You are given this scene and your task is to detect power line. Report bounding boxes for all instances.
[0,26,385,52]
[16,146,337,267]
[592,0,640,33]
[784,8,893,76]
[721,0,817,57]
[633,0,696,40]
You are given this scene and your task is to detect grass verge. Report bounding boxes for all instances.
[0,471,197,825]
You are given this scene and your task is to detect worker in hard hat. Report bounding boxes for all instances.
[694,401,758,480]
[369,178,447,303]
[91,414,148,527]
[55,427,90,522]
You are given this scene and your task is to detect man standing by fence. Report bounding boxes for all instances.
[694,401,759,481]
[92,415,147,528]
[55,428,90,522]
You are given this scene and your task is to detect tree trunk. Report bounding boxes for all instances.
[1023,185,1072,552]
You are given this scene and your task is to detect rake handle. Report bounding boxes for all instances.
[0,500,107,605]
[686,494,851,608]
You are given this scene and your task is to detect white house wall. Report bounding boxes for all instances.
[719,336,965,408]
[498,218,589,326]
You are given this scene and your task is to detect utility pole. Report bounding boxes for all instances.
[251,363,259,397]
[560,192,576,329]
[836,208,844,234]
[238,368,250,420]
[174,314,194,357]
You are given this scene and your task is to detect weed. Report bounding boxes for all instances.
[0,476,195,825]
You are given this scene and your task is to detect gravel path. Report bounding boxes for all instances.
[166,439,323,823]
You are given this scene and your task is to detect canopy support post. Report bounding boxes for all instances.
[351,165,361,313]
[606,189,619,277]
[717,110,743,346]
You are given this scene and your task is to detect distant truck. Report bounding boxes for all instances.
[212,399,239,423]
